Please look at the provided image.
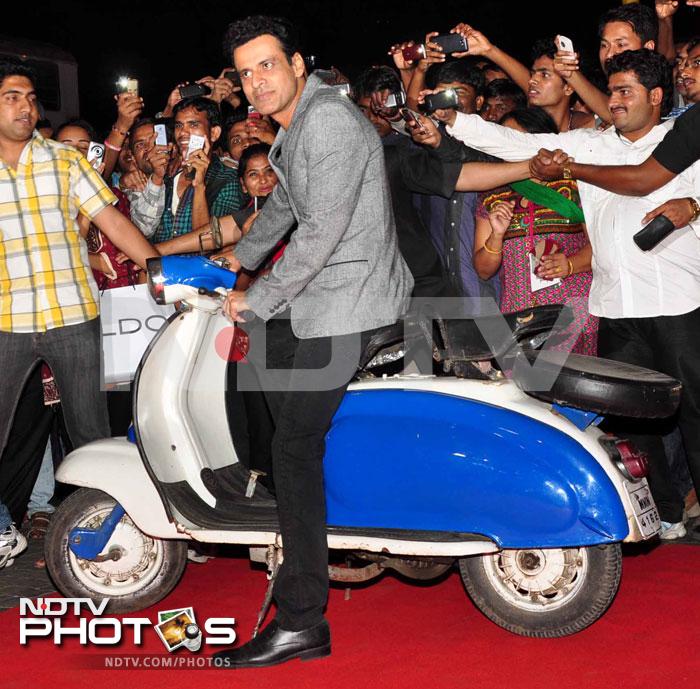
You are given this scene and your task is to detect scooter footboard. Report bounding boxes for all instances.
[56,438,185,540]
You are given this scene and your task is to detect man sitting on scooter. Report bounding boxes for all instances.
[211,15,414,668]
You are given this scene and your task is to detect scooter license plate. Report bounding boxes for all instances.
[625,481,661,538]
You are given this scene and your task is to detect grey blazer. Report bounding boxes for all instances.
[234,74,414,338]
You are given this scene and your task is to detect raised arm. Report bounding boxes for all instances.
[450,24,531,93]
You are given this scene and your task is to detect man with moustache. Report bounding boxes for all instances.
[0,60,158,568]
[213,16,412,668]
[435,49,700,542]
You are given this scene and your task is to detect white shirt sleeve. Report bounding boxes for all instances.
[445,112,581,162]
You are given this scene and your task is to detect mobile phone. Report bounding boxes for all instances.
[154,124,168,146]
[421,88,459,113]
[247,105,262,120]
[432,33,469,54]
[633,214,675,251]
[116,77,139,96]
[223,69,241,87]
[186,134,206,159]
[384,90,406,109]
[253,195,268,212]
[87,142,105,168]
[179,83,212,99]
[556,35,575,53]
[399,107,426,133]
[401,44,426,63]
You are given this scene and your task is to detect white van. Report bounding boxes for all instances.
[0,35,79,126]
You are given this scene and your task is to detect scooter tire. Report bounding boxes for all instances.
[45,488,188,614]
[459,543,622,637]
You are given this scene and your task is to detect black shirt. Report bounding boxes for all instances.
[652,104,700,174]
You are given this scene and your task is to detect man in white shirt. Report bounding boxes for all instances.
[435,49,700,538]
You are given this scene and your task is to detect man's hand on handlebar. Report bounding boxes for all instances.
[223,289,251,323]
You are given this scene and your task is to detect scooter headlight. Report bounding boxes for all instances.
[146,257,166,305]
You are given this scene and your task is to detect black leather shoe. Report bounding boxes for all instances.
[213,619,330,669]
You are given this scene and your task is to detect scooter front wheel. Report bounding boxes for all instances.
[459,544,622,637]
[45,488,188,613]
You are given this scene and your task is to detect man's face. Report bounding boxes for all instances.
[607,70,659,135]
[680,44,700,104]
[233,34,304,118]
[481,95,518,122]
[227,120,261,161]
[58,125,90,157]
[0,75,39,144]
[436,81,482,114]
[131,123,155,173]
[241,152,278,197]
[357,95,392,137]
[599,21,651,72]
[528,56,571,108]
[674,43,689,97]
[118,137,136,174]
[174,106,216,156]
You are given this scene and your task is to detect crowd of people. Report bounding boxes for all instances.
[0,0,699,666]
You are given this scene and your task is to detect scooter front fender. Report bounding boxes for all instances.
[56,438,185,540]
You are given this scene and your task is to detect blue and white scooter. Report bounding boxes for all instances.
[45,257,678,638]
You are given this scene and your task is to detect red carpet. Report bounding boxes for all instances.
[1,545,698,689]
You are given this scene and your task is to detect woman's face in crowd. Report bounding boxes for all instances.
[241,153,278,197]
[58,125,90,156]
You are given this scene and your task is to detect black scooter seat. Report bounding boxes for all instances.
[514,350,681,419]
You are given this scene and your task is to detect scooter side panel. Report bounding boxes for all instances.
[324,389,628,548]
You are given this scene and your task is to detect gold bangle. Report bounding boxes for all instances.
[482,239,502,255]
[566,259,574,277]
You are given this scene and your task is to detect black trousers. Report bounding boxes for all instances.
[240,315,371,631]
[598,308,700,523]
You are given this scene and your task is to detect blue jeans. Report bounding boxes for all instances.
[27,440,55,516]
[0,319,109,526]
[0,503,10,531]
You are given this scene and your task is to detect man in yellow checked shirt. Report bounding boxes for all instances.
[0,59,158,569]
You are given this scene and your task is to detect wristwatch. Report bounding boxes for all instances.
[688,197,700,223]
[562,166,572,180]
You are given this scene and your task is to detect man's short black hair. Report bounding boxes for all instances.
[606,48,672,114]
[129,117,158,151]
[223,15,299,63]
[425,58,485,96]
[173,96,221,129]
[222,110,249,143]
[499,107,558,134]
[484,79,527,108]
[54,118,96,142]
[531,37,558,62]
[598,4,658,46]
[0,59,36,88]
[352,66,402,101]
[686,37,700,52]
[238,142,272,178]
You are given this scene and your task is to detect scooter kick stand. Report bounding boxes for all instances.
[252,544,283,638]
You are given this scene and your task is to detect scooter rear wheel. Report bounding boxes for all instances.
[45,488,188,613]
[459,544,622,637]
